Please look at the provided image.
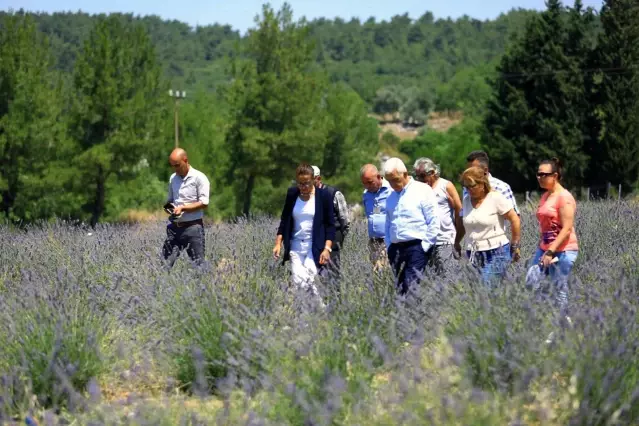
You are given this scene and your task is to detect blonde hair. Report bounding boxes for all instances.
[461,166,491,194]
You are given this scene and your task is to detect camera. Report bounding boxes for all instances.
[163,202,183,220]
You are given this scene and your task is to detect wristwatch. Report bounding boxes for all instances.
[324,246,332,253]
[545,249,555,257]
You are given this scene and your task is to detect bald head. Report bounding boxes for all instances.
[360,163,383,193]
[169,148,190,177]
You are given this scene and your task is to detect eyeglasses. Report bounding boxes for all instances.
[536,172,555,178]
[463,182,478,189]
[297,181,314,189]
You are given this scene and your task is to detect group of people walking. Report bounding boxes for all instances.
[160,147,579,311]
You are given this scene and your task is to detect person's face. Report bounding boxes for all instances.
[415,168,436,186]
[463,178,486,199]
[361,170,382,193]
[297,173,315,199]
[467,159,488,173]
[536,163,558,189]
[169,155,189,177]
[385,170,410,192]
[313,175,322,187]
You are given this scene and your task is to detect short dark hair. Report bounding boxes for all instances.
[295,163,314,178]
[466,150,489,168]
[540,157,563,180]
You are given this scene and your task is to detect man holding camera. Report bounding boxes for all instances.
[162,148,210,267]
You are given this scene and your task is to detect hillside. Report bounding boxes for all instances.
[2,8,536,114]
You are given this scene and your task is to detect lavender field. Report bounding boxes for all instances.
[1,201,638,425]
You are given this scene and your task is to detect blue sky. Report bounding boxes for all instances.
[3,0,604,34]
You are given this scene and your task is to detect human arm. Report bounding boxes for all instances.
[173,174,210,215]
[320,190,336,265]
[541,196,576,267]
[503,208,521,262]
[273,188,295,260]
[420,190,440,252]
[334,191,350,240]
[446,181,463,254]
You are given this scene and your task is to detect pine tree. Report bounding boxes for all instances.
[482,0,595,192]
[586,0,639,192]
[225,3,328,216]
[70,16,166,226]
[0,13,67,220]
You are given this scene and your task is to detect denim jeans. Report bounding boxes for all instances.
[529,248,578,309]
[466,243,511,287]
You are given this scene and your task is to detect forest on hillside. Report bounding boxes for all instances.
[0,0,637,225]
[2,7,538,119]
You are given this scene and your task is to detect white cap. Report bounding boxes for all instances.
[311,165,321,177]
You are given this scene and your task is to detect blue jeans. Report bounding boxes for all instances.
[530,248,578,309]
[466,243,511,287]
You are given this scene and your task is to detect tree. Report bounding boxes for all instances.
[319,83,379,201]
[0,13,68,220]
[224,3,328,216]
[69,16,166,226]
[482,0,595,192]
[586,0,639,192]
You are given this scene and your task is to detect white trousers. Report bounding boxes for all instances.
[289,239,319,296]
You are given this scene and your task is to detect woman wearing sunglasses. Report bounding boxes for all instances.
[273,163,336,303]
[456,166,521,286]
[530,157,578,309]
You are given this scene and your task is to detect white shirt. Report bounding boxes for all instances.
[292,195,315,242]
[167,166,210,222]
[462,191,511,251]
[432,178,456,245]
[384,178,441,253]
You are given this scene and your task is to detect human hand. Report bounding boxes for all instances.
[173,205,184,216]
[272,244,281,260]
[319,248,331,265]
[541,253,554,268]
[454,242,462,258]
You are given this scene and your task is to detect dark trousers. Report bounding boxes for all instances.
[388,240,431,295]
[162,220,205,267]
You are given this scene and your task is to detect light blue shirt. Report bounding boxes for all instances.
[385,178,441,252]
[362,179,391,239]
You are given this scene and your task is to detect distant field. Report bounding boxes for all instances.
[1,201,638,425]
[372,111,464,140]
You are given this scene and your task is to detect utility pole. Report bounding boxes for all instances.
[169,90,186,148]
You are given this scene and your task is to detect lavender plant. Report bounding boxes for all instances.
[0,201,637,425]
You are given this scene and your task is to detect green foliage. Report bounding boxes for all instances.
[0,13,69,221]
[69,15,168,225]
[0,298,110,412]
[400,119,482,182]
[482,0,596,192]
[319,83,380,203]
[586,0,639,193]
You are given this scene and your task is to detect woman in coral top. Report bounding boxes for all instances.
[531,157,579,308]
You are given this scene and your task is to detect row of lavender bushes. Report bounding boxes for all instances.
[0,201,638,425]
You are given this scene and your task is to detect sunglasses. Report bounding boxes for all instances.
[536,172,556,178]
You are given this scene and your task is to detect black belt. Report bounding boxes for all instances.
[391,239,421,248]
[173,219,203,228]
[370,237,385,244]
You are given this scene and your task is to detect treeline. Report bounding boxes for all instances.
[1,0,637,226]
[0,5,379,225]
[403,0,639,195]
[1,7,537,122]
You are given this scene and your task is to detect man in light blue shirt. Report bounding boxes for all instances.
[361,164,391,267]
[383,157,440,295]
